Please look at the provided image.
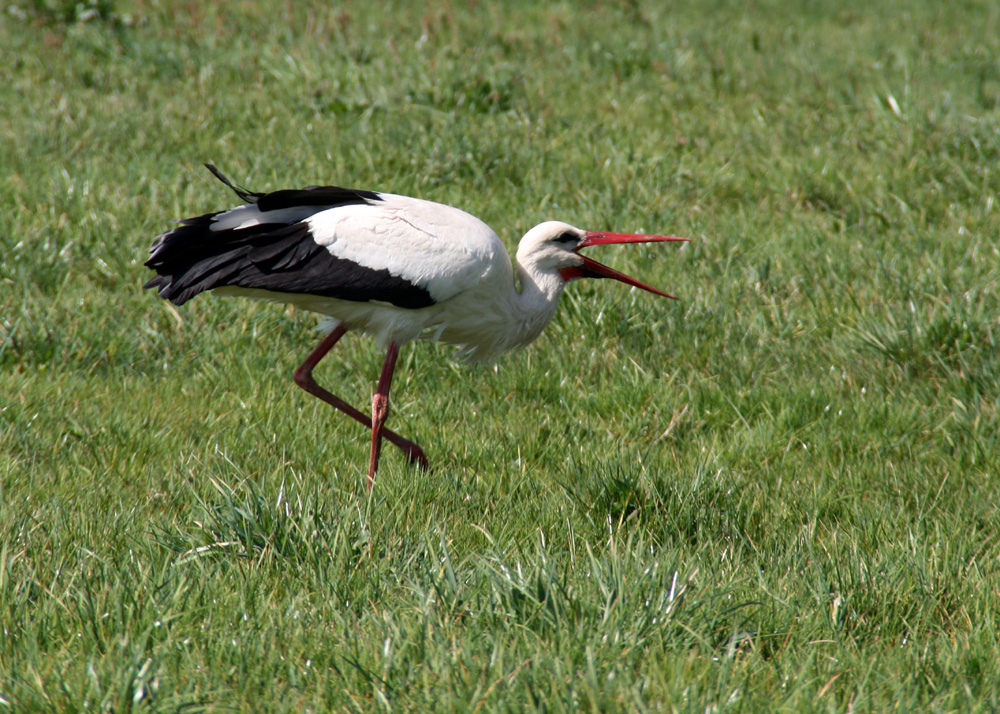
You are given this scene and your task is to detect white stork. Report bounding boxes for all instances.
[145,165,687,489]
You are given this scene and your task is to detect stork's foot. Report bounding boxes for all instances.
[365,441,429,491]
[400,443,429,471]
[381,427,429,470]
[380,433,429,471]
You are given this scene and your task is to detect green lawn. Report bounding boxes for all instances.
[2,0,999,711]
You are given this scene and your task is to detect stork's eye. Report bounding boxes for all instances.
[553,231,579,245]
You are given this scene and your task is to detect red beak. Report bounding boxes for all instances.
[559,231,689,299]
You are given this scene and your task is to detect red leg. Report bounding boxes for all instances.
[293,326,428,473]
[368,342,399,490]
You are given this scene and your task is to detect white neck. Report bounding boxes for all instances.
[505,260,567,349]
[435,244,569,363]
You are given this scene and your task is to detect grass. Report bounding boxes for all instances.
[2,0,999,710]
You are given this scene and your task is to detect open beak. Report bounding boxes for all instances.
[559,231,689,299]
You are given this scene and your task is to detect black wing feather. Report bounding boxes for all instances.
[144,167,434,310]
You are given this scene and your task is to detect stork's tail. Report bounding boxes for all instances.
[204,163,261,204]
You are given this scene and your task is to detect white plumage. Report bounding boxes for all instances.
[310,196,502,302]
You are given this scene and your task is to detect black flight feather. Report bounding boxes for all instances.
[144,166,434,309]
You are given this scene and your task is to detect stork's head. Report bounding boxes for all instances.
[517,221,688,299]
